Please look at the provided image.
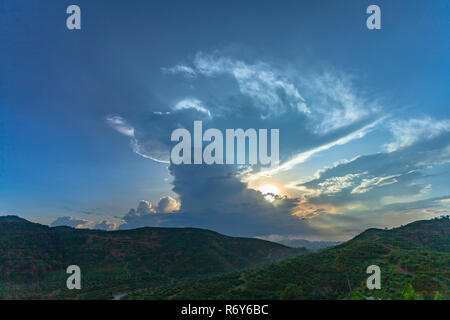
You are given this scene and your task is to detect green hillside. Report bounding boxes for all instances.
[0,216,305,299]
[127,216,450,300]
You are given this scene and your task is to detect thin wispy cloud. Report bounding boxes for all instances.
[174,98,211,117]
[385,117,450,152]
[304,72,380,133]
[162,65,197,78]
[106,115,135,137]
[246,118,382,182]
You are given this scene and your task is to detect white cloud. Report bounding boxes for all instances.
[130,138,170,164]
[51,216,94,229]
[125,198,180,220]
[50,198,180,232]
[106,115,135,137]
[295,72,380,134]
[162,65,197,78]
[191,52,310,118]
[166,54,379,130]
[246,118,381,181]
[133,200,156,215]
[318,172,367,194]
[155,196,181,213]
[351,174,400,194]
[174,98,211,117]
[51,216,121,230]
[385,117,450,152]
[116,53,382,167]
[94,220,121,231]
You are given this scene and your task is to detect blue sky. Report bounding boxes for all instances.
[0,0,449,240]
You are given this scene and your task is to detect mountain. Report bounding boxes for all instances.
[128,216,449,300]
[0,216,305,299]
[267,238,341,251]
[0,215,30,223]
[1,215,448,300]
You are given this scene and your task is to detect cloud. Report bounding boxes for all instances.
[51,216,95,229]
[164,54,380,132]
[350,174,400,194]
[246,118,381,181]
[130,137,170,164]
[174,98,211,117]
[104,52,388,239]
[164,164,330,237]
[319,172,367,194]
[106,98,212,163]
[50,197,181,232]
[93,220,120,231]
[155,196,180,213]
[126,198,180,217]
[120,197,181,229]
[162,65,197,78]
[136,200,156,215]
[108,52,450,240]
[191,52,310,118]
[302,72,380,133]
[106,114,172,163]
[307,195,450,240]
[106,115,135,137]
[111,52,381,169]
[297,131,450,214]
[385,117,450,152]
[50,216,121,230]
[117,164,326,237]
[113,126,450,239]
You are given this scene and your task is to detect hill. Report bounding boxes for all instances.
[127,216,450,300]
[262,238,341,251]
[0,216,305,299]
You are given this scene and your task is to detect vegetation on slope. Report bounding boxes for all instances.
[0,216,305,299]
[126,216,449,300]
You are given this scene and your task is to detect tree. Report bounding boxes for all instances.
[401,283,423,300]
[280,284,305,300]
[335,251,352,294]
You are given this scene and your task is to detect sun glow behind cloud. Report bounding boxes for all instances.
[258,184,281,202]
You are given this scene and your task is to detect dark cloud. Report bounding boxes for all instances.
[109,54,383,238]
[107,53,450,240]
[119,164,325,237]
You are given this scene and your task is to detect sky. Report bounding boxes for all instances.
[0,0,449,241]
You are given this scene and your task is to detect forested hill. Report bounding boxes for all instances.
[128,216,449,300]
[0,215,305,299]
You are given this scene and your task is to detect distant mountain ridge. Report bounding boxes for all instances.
[128,216,449,300]
[261,238,341,251]
[0,215,306,299]
[0,215,30,223]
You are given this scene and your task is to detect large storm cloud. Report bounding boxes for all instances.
[104,52,449,240]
